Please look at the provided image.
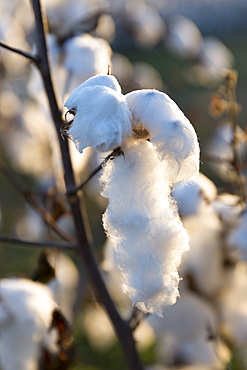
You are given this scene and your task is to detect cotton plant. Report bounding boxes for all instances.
[64,73,200,317]
[0,278,60,370]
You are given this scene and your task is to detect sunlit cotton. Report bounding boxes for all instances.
[126,89,200,183]
[64,84,132,152]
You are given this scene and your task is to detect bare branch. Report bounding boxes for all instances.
[128,307,148,332]
[0,40,38,62]
[0,161,76,243]
[66,147,124,195]
[0,235,76,249]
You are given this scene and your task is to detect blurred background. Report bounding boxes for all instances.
[1,0,247,369]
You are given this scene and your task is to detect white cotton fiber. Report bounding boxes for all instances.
[0,278,59,370]
[101,138,190,317]
[125,89,200,183]
[64,84,132,152]
[65,73,122,101]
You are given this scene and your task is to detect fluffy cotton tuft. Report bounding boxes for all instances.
[172,173,217,217]
[0,278,59,370]
[64,83,132,153]
[65,73,122,101]
[125,89,200,183]
[101,138,190,317]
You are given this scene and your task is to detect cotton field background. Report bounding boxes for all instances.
[1,0,247,370]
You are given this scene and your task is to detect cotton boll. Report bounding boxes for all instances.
[126,2,166,49]
[101,139,190,317]
[0,278,59,370]
[166,15,202,59]
[126,89,200,183]
[65,85,132,153]
[172,172,217,217]
[148,290,229,368]
[62,34,112,92]
[188,37,234,87]
[199,37,234,80]
[94,13,116,42]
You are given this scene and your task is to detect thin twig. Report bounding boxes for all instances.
[0,235,76,249]
[30,1,143,369]
[0,161,76,242]
[128,307,148,331]
[0,40,38,62]
[66,147,124,195]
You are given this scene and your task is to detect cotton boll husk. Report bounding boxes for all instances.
[125,89,199,183]
[0,278,59,370]
[101,138,190,317]
[65,85,132,153]
[180,202,224,298]
[172,172,217,218]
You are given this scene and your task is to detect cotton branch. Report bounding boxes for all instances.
[66,146,124,195]
[0,235,76,249]
[0,40,38,62]
[29,0,143,368]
